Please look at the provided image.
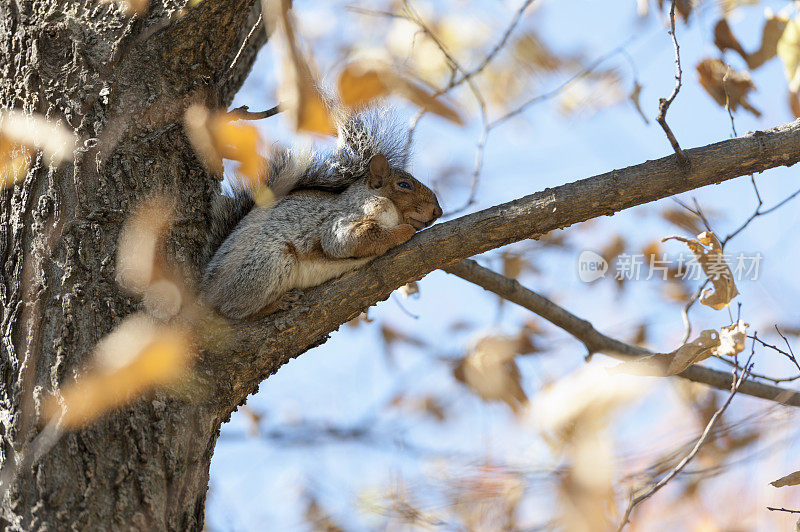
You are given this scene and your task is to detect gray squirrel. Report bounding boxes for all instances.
[201,109,443,319]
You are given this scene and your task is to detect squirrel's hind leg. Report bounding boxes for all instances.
[207,246,296,320]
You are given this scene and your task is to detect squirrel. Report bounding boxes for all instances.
[200,109,443,320]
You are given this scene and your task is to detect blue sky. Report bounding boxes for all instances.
[206,1,800,529]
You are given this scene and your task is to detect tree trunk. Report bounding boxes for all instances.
[3,0,800,529]
[0,1,264,528]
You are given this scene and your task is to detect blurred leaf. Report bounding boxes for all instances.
[454,334,528,414]
[0,110,75,163]
[269,0,336,135]
[696,58,761,117]
[184,104,267,183]
[338,60,463,125]
[102,0,149,15]
[778,16,800,93]
[116,196,174,295]
[713,19,747,60]
[0,111,74,188]
[501,252,525,280]
[0,136,32,190]
[771,471,800,488]
[661,207,705,235]
[397,281,419,299]
[513,31,563,73]
[45,315,192,428]
[747,12,788,70]
[663,231,739,310]
[629,81,649,124]
[557,70,624,117]
[657,0,693,22]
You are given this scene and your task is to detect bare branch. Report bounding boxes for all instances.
[444,259,800,406]
[617,353,753,530]
[215,120,800,413]
[655,0,687,166]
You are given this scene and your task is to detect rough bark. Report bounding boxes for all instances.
[1,0,800,529]
[0,0,263,529]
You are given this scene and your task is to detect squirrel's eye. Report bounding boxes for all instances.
[397,181,413,190]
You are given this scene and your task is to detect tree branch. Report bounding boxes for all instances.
[445,259,800,407]
[210,120,800,412]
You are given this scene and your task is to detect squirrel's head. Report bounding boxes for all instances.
[367,154,443,230]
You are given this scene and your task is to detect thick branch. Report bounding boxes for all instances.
[211,120,800,411]
[446,259,800,407]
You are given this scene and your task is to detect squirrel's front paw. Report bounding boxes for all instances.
[393,223,416,244]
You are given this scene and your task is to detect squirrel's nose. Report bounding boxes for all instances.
[432,202,443,220]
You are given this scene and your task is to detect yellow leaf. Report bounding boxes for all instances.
[0,135,32,190]
[338,65,390,108]
[270,0,336,136]
[778,17,800,92]
[46,316,192,428]
[337,60,463,125]
[184,104,268,184]
[102,0,149,15]
[771,470,800,488]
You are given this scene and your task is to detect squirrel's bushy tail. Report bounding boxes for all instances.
[205,107,410,260]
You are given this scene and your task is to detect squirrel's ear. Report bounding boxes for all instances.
[368,154,390,188]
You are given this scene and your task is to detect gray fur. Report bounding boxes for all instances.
[205,108,410,258]
[201,182,396,319]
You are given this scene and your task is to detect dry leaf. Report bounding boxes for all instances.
[184,104,267,183]
[501,252,525,280]
[667,329,720,375]
[661,207,704,235]
[628,81,649,124]
[338,60,463,125]
[454,335,528,414]
[771,470,800,488]
[513,31,562,73]
[747,12,788,70]
[267,0,336,135]
[663,231,739,310]
[791,90,800,118]
[713,19,747,60]
[696,59,761,117]
[46,315,192,428]
[0,111,75,188]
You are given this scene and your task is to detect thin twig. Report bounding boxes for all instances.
[228,104,280,120]
[655,0,687,166]
[617,352,753,531]
[767,507,800,514]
